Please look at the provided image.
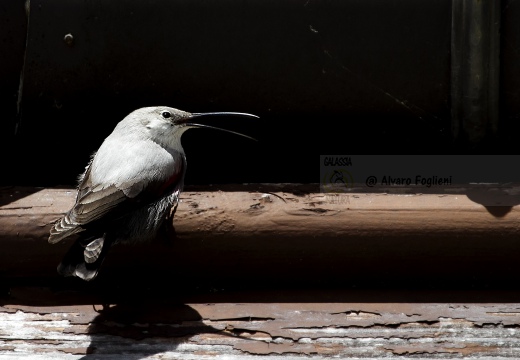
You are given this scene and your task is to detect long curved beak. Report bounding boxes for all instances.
[182,112,259,141]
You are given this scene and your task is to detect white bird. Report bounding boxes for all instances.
[48,106,257,281]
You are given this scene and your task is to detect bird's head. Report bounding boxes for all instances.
[119,106,258,150]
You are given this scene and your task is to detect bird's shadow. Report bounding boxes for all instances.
[75,302,226,359]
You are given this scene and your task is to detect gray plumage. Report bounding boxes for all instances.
[49,106,257,281]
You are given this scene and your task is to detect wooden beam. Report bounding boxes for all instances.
[3,296,520,358]
[1,185,519,288]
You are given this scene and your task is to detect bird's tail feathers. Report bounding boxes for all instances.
[57,235,110,281]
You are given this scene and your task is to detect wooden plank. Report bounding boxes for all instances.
[1,185,519,360]
[2,291,520,359]
[1,185,519,288]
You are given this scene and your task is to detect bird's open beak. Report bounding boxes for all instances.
[176,112,259,141]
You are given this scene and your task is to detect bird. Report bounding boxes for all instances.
[48,106,258,281]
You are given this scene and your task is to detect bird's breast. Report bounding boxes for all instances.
[153,150,185,196]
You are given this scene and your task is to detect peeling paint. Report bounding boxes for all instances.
[235,342,317,355]
[3,186,520,358]
[2,301,520,358]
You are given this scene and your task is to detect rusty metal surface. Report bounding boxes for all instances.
[1,299,520,358]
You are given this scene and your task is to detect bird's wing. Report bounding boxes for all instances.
[48,158,185,244]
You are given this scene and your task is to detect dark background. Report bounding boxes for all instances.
[2,1,520,297]
[2,0,519,188]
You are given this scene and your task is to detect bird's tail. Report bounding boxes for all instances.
[57,234,110,281]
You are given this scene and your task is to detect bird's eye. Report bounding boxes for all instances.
[161,111,172,119]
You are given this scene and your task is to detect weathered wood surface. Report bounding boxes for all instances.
[2,290,520,359]
[2,185,520,358]
[1,185,520,287]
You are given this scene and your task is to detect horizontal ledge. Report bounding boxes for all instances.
[3,299,520,357]
[1,185,520,283]
[1,184,518,235]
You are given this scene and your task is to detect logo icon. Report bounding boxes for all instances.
[322,169,354,193]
